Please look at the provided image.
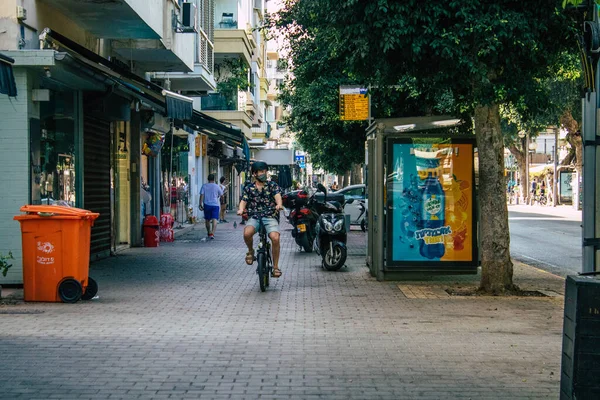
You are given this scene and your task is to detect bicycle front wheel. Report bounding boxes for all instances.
[257,252,267,292]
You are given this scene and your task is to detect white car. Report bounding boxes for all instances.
[332,184,367,227]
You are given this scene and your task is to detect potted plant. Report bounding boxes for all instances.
[0,251,14,299]
[0,251,13,277]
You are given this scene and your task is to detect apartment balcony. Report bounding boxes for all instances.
[260,77,269,101]
[266,41,279,61]
[200,93,253,139]
[214,29,254,67]
[110,0,194,72]
[251,122,271,141]
[153,64,216,92]
[153,29,216,92]
[40,0,163,39]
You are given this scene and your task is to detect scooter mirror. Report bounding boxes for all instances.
[346,198,354,204]
[317,183,327,194]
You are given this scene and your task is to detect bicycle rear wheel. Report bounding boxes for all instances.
[257,252,267,292]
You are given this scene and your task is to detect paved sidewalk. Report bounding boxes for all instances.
[508,204,581,221]
[0,215,568,399]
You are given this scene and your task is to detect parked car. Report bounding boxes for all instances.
[332,184,367,226]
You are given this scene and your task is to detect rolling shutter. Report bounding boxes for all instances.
[84,115,111,258]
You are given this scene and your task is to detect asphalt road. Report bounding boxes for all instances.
[508,204,582,277]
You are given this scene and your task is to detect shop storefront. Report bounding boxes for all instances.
[1,31,246,284]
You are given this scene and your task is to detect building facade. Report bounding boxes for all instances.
[0,0,246,284]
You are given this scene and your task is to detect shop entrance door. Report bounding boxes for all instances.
[112,121,130,249]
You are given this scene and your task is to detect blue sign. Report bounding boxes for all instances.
[299,162,305,168]
[295,155,305,163]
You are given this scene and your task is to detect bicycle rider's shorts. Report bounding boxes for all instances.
[247,216,279,235]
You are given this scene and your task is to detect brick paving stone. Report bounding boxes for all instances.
[0,215,568,399]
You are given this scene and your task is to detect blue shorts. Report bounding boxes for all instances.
[203,205,220,221]
[247,217,279,235]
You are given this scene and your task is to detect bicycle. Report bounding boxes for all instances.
[254,216,273,292]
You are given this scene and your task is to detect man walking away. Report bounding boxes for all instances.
[530,179,538,205]
[199,174,223,239]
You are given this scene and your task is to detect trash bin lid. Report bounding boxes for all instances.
[143,215,159,226]
[15,205,99,220]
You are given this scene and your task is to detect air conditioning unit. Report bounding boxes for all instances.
[181,2,198,33]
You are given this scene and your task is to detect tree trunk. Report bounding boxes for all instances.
[337,174,343,188]
[343,171,351,187]
[474,103,515,294]
[561,110,582,176]
[567,133,583,177]
[351,164,362,185]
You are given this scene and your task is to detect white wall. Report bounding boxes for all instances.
[0,69,31,284]
[0,0,19,50]
[163,0,194,71]
[253,149,293,165]
[215,0,239,28]
[126,0,164,38]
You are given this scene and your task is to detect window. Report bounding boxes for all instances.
[342,187,364,200]
[31,90,77,206]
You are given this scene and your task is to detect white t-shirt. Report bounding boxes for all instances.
[200,182,223,207]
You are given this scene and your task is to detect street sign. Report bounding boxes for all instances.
[299,162,305,168]
[339,86,369,121]
[295,155,305,163]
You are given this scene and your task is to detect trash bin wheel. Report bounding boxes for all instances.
[58,278,83,303]
[81,277,98,300]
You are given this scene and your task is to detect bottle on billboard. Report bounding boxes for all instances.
[420,172,445,259]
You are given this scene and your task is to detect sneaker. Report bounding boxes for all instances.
[208,234,215,240]
[222,219,229,223]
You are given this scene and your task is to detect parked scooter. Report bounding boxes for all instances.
[346,198,368,232]
[358,200,368,232]
[313,183,348,271]
[282,190,317,252]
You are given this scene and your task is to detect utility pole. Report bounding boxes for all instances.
[525,133,530,205]
[553,126,558,207]
[580,7,600,274]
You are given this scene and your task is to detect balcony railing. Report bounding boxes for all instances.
[251,122,272,138]
[216,13,238,29]
[200,93,237,111]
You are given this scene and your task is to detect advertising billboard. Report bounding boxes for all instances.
[387,138,477,266]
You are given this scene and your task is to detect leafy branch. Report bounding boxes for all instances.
[1,251,14,277]
[214,58,253,109]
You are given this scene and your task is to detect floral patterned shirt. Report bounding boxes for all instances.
[242,181,281,219]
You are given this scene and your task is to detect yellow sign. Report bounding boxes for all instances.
[339,86,369,121]
[201,135,207,156]
[195,135,201,157]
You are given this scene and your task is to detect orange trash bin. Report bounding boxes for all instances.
[14,205,100,303]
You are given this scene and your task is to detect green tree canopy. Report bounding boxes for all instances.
[275,0,580,292]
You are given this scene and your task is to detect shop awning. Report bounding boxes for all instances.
[163,90,193,120]
[185,110,245,147]
[38,28,242,144]
[0,53,17,97]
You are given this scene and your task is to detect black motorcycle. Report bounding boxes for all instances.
[312,184,348,271]
[282,190,317,252]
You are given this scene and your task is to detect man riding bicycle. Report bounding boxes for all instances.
[237,161,284,277]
